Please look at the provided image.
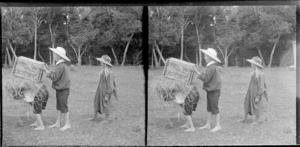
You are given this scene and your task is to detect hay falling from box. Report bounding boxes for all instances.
[4,75,51,117]
[150,76,194,110]
[3,57,51,118]
[5,56,49,101]
[4,75,45,104]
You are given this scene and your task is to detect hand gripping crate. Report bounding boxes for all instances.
[163,58,196,83]
[12,56,45,83]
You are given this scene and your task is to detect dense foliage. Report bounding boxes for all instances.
[2,7,142,66]
[149,6,296,68]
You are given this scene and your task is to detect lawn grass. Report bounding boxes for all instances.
[148,67,296,145]
[2,65,145,146]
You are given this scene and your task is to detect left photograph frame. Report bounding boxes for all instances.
[2,5,145,146]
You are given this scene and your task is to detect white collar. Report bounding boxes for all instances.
[56,59,65,65]
[207,60,217,67]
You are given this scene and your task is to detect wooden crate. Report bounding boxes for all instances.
[12,56,45,82]
[163,58,196,83]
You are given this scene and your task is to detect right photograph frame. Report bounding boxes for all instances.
[147,5,297,145]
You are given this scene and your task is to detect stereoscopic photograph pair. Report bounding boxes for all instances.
[2,3,299,146]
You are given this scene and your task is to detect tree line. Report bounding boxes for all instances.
[149,6,296,68]
[2,6,296,68]
[2,7,142,67]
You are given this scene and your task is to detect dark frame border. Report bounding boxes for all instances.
[1,0,299,145]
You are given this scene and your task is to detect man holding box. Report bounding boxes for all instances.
[194,48,222,133]
[44,47,71,131]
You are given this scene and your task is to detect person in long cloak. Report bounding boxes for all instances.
[88,55,117,124]
[239,56,268,125]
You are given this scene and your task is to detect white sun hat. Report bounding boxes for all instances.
[246,56,264,69]
[200,48,221,63]
[96,55,113,67]
[49,47,70,61]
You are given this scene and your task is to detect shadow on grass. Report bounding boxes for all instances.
[3,115,56,127]
[148,116,208,130]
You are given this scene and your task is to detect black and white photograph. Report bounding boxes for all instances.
[2,6,145,146]
[1,2,300,146]
[148,5,297,145]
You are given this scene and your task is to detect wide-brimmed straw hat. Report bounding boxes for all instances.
[200,48,221,63]
[96,55,113,67]
[246,56,264,69]
[49,47,70,61]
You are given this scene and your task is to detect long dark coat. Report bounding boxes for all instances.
[94,70,114,114]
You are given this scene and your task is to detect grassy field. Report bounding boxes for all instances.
[2,65,145,146]
[148,67,296,145]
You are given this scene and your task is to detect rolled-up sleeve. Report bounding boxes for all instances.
[105,72,114,99]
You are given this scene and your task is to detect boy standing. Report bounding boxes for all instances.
[194,48,222,133]
[44,47,71,131]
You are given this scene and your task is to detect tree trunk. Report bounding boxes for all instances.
[6,46,12,67]
[12,53,16,64]
[199,46,202,67]
[49,23,56,65]
[235,56,238,67]
[158,47,164,66]
[77,46,82,66]
[111,46,119,66]
[121,33,134,66]
[184,48,191,62]
[151,49,154,69]
[52,46,55,65]
[153,48,159,68]
[50,44,55,65]
[220,46,236,68]
[154,41,166,64]
[180,25,184,60]
[7,39,17,59]
[77,55,82,66]
[224,48,228,67]
[88,55,91,65]
[195,47,198,66]
[134,50,143,65]
[216,45,225,63]
[268,34,281,68]
[70,44,81,66]
[37,48,45,62]
[34,22,37,60]
[224,56,228,67]
[158,52,161,66]
[4,50,8,68]
[213,24,216,43]
[257,48,265,66]
[195,24,204,67]
[12,44,18,63]
[49,50,52,65]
